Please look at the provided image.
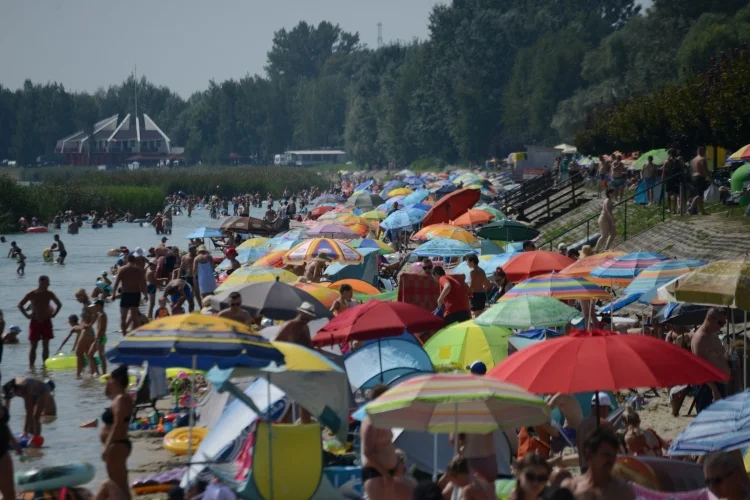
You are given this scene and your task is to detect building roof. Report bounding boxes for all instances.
[285,150,346,155]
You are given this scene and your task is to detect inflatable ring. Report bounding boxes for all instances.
[131,484,172,495]
[42,248,53,263]
[613,456,661,491]
[163,427,208,456]
[44,353,102,371]
[26,226,49,233]
[106,249,121,257]
[15,462,96,492]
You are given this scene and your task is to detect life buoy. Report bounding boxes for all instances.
[163,427,208,456]
[42,249,53,263]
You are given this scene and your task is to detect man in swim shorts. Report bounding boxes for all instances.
[465,254,491,317]
[18,276,62,369]
[111,255,147,335]
[52,235,67,264]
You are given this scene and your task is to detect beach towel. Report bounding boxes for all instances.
[147,365,169,399]
[632,483,716,500]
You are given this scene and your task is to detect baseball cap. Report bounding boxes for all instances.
[161,237,168,242]
[466,360,487,375]
[8,325,21,334]
[592,392,613,408]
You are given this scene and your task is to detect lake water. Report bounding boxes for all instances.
[1,208,223,486]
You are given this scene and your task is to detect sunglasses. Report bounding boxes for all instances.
[709,316,727,327]
[705,469,735,488]
[523,472,549,483]
[230,301,242,307]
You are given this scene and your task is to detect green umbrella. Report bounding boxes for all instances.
[475,296,579,329]
[632,149,668,171]
[477,220,540,242]
[423,320,511,371]
[475,205,507,221]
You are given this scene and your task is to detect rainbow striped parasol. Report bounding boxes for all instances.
[501,273,610,301]
[623,259,708,295]
[365,373,549,434]
[559,251,627,286]
[590,252,670,281]
[250,250,288,268]
[729,144,750,161]
[284,238,363,264]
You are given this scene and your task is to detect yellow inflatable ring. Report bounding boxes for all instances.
[42,248,53,263]
[163,427,208,456]
[99,368,204,383]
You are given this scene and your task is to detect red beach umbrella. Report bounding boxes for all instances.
[309,205,336,219]
[421,188,481,227]
[502,251,575,283]
[311,300,444,346]
[487,329,729,394]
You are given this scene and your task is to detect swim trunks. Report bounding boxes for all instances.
[692,176,709,197]
[99,334,108,346]
[119,292,141,308]
[29,318,54,341]
[611,177,625,188]
[471,292,487,312]
[147,284,157,295]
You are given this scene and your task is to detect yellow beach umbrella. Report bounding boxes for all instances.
[237,237,270,251]
[362,210,387,221]
[387,187,413,198]
[284,238,363,264]
[411,223,478,244]
[217,266,297,291]
[334,215,374,228]
[423,320,511,371]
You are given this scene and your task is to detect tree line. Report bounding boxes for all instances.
[1,0,749,167]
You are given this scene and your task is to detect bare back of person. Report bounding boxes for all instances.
[691,327,729,374]
[181,254,195,277]
[361,417,398,499]
[691,154,708,178]
[217,308,253,325]
[468,267,489,293]
[275,319,312,348]
[154,245,169,258]
[566,474,635,500]
[304,261,324,283]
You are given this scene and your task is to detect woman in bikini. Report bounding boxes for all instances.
[3,377,57,436]
[98,365,134,500]
[0,394,25,500]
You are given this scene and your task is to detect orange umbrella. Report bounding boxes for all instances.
[559,251,629,287]
[452,209,494,227]
[421,188,481,227]
[341,222,373,238]
[327,279,381,295]
[502,251,576,283]
[334,215,374,228]
[250,250,287,268]
[411,223,477,244]
[290,282,340,308]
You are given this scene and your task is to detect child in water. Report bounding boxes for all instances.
[16,249,26,275]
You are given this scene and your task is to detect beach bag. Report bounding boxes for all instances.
[704,183,720,203]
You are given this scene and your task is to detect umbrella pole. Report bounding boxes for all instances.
[745,310,747,391]
[452,403,459,500]
[378,338,384,383]
[185,355,197,485]
[432,434,438,482]
[595,392,601,429]
[267,373,274,500]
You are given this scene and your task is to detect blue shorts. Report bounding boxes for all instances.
[170,285,193,303]
[611,177,625,188]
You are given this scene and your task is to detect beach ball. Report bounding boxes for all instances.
[30,435,44,447]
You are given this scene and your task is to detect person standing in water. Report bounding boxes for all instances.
[179,246,198,312]
[50,235,67,264]
[111,255,148,335]
[192,246,216,298]
[16,248,26,276]
[3,377,57,437]
[18,276,62,369]
[89,300,108,375]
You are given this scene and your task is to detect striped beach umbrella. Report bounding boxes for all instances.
[284,238,362,264]
[501,273,611,301]
[236,237,270,251]
[623,259,708,296]
[217,266,297,291]
[106,314,284,370]
[412,223,478,244]
[559,251,627,287]
[365,373,549,434]
[590,252,670,282]
[729,144,750,161]
[250,250,287,268]
[477,296,580,329]
[413,238,477,258]
[347,238,392,255]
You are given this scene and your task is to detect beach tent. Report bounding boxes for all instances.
[323,247,379,287]
[344,338,434,393]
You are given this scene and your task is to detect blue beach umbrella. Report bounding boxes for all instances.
[381,208,427,231]
[669,391,750,455]
[356,180,374,192]
[186,227,225,239]
[413,238,477,258]
[623,259,708,295]
[403,190,430,206]
[590,252,670,280]
[451,252,519,280]
[405,202,432,212]
[383,180,405,194]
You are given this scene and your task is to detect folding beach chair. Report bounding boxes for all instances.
[130,364,157,420]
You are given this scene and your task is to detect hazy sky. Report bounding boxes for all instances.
[0,0,441,97]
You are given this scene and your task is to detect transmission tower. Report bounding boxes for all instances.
[377,22,383,48]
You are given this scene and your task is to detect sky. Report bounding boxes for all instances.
[0,0,441,97]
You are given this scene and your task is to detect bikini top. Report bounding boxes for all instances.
[101,407,131,426]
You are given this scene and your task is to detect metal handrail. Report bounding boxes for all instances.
[522,170,587,223]
[538,172,684,250]
[502,170,554,211]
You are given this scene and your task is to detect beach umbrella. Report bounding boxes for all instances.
[382,179,405,193]
[332,214,373,227]
[381,208,427,231]
[219,217,256,233]
[502,251,575,283]
[283,238,362,265]
[474,239,504,255]
[452,252,520,280]
[347,238,392,255]
[341,222,373,238]
[631,149,668,170]
[476,220,540,242]
[668,392,750,455]
[623,259,707,295]
[422,188,481,227]
[312,300,444,347]
[661,258,750,310]
[729,144,750,161]
[345,337,433,392]
[290,282,340,309]
[106,314,284,371]
[412,223,478,244]
[312,194,344,206]
[403,176,424,186]
[222,248,268,267]
[501,274,611,301]
[433,183,458,196]
[559,251,627,287]
[309,205,336,218]
[347,192,385,210]
[362,210,387,221]
[653,302,746,326]
[406,202,432,212]
[412,238,477,258]
[599,294,642,314]
[423,321,511,371]
[403,189,430,206]
[217,266,297,290]
[327,279,381,296]
[306,223,358,239]
[387,187,414,198]
[488,329,729,394]
[365,373,550,434]
[209,281,331,320]
[398,169,416,177]
[186,227,225,239]
[257,238,304,253]
[590,252,670,282]
[355,180,374,192]
[236,237,270,250]
[474,205,506,221]
[452,209,494,227]
[476,296,580,329]
[250,250,287,268]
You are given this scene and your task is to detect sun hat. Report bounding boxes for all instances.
[8,325,21,334]
[592,392,613,408]
[466,360,487,375]
[134,247,145,257]
[197,245,209,253]
[297,301,317,317]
